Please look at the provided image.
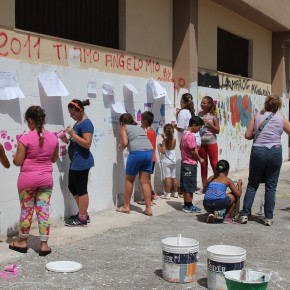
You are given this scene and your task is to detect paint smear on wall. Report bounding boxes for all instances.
[230,95,252,127]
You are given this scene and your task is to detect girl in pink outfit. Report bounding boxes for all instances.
[9,106,59,256]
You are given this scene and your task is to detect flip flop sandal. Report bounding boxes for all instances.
[9,242,28,253]
[39,248,52,256]
[116,207,130,214]
[143,210,153,216]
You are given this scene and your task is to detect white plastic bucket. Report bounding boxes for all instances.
[207,245,246,290]
[161,234,199,283]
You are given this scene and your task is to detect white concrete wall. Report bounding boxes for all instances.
[0,57,174,235]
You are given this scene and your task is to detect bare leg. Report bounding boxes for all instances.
[40,241,50,251]
[79,194,89,216]
[173,177,178,192]
[139,171,152,215]
[123,175,136,211]
[165,177,172,193]
[226,193,236,214]
[183,192,193,203]
[9,237,28,248]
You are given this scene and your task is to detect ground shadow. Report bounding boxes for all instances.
[196,213,208,223]
[166,200,183,211]
[6,234,42,253]
[154,269,163,278]
[197,277,208,288]
[249,215,265,225]
[280,207,290,211]
[130,204,145,214]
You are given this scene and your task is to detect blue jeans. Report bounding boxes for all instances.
[241,145,282,219]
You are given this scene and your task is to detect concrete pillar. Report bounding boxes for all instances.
[0,0,15,28]
[173,0,198,90]
[272,32,290,97]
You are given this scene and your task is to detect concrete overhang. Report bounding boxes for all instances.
[212,0,290,32]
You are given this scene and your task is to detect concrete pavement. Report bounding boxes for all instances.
[0,162,290,289]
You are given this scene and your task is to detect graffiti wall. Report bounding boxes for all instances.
[198,70,271,96]
[197,87,289,173]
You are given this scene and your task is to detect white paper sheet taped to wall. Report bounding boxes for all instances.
[0,71,25,100]
[37,72,69,97]
[148,78,167,99]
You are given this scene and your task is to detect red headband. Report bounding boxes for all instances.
[70,101,82,112]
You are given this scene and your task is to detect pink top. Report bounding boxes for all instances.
[180,131,198,165]
[17,131,58,189]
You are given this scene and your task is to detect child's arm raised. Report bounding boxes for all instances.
[118,125,128,152]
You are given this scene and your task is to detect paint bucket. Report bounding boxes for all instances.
[161,234,199,283]
[207,245,246,290]
[224,270,270,290]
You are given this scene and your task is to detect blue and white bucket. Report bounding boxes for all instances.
[207,245,246,290]
[162,234,199,283]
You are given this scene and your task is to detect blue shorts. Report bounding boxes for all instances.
[203,196,232,213]
[126,150,153,176]
[180,163,197,193]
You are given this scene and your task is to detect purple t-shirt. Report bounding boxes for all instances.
[17,131,58,189]
[254,112,283,148]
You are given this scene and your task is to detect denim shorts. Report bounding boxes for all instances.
[203,196,231,213]
[126,150,153,176]
[180,163,197,193]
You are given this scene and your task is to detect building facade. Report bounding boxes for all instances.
[0,0,289,235]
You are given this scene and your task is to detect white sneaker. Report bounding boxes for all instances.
[237,215,248,224]
[173,192,179,198]
[160,193,170,200]
[264,219,273,226]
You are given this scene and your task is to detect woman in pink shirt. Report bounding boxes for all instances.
[9,106,59,256]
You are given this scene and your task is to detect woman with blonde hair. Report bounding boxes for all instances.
[238,95,290,226]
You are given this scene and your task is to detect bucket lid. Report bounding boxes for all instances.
[207,245,246,263]
[162,235,199,254]
[45,261,83,273]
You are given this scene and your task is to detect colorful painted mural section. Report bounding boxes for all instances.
[197,87,288,171]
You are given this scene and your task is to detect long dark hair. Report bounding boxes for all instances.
[25,106,46,146]
[210,160,230,182]
[119,113,137,125]
[163,123,174,148]
[203,96,217,115]
[68,99,90,112]
[177,93,195,117]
